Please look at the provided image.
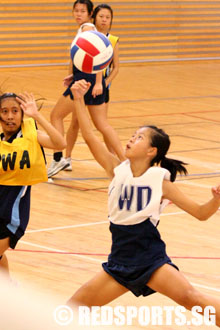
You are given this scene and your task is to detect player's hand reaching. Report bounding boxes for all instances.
[211,185,220,200]
[16,92,39,119]
[63,74,73,88]
[71,80,91,100]
[92,82,103,98]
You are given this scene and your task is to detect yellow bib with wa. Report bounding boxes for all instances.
[0,118,47,185]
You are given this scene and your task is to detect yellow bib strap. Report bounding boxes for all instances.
[103,34,119,77]
[108,34,119,49]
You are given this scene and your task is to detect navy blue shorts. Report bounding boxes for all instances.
[63,67,106,106]
[102,258,178,297]
[63,80,106,105]
[0,222,20,249]
[105,88,109,103]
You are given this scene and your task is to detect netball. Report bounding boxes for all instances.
[70,30,113,74]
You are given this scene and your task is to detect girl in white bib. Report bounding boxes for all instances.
[67,80,220,326]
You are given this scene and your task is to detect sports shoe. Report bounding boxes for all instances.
[63,157,72,171]
[47,157,69,177]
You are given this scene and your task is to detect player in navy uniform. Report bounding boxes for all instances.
[65,4,121,159]
[0,92,66,280]
[48,0,125,177]
[67,80,220,326]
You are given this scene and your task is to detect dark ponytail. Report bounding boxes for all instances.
[160,156,187,182]
[143,125,188,182]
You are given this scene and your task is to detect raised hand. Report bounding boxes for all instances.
[63,74,74,88]
[70,80,91,100]
[16,92,39,119]
[211,185,220,200]
[91,82,103,98]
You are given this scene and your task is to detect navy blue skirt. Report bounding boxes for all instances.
[103,257,178,297]
[102,219,179,297]
[63,66,106,106]
[0,222,22,249]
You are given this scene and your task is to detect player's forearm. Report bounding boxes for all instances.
[105,66,119,86]
[197,198,220,220]
[35,113,66,148]
[95,71,102,84]
[74,99,93,140]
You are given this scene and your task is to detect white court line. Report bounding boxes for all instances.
[20,240,100,263]
[172,155,220,171]
[19,240,220,294]
[26,211,185,234]
[26,220,109,233]
[190,282,220,293]
[177,181,212,189]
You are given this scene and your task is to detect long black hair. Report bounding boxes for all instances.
[73,0,94,15]
[92,4,113,28]
[0,93,19,106]
[144,125,188,182]
[0,93,45,118]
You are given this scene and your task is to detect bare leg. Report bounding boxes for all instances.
[65,111,79,159]
[50,95,74,153]
[68,270,128,307]
[88,104,126,162]
[147,264,220,326]
[101,102,115,155]
[0,238,10,279]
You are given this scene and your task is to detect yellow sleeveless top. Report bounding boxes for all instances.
[103,34,119,77]
[0,118,47,185]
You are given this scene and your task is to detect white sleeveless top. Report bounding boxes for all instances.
[108,160,171,226]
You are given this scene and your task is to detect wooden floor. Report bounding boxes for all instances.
[1,61,220,329]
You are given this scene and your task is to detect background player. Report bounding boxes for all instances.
[48,0,125,177]
[65,3,120,161]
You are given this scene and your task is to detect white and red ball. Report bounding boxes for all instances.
[70,30,113,74]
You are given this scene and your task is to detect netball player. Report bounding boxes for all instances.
[48,0,125,177]
[0,92,66,279]
[65,3,120,159]
[68,80,220,326]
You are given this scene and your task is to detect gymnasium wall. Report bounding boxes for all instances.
[1,0,220,68]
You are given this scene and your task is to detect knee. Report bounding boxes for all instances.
[50,103,67,123]
[94,121,110,134]
[177,287,202,310]
[50,109,61,123]
[70,119,79,130]
[68,287,95,308]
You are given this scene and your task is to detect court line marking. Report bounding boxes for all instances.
[190,283,220,293]
[177,181,212,189]
[172,155,220,171]
[26,211,185,234]
[19,241,100,263]
[18,240,220,294]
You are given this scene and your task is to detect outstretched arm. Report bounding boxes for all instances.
[71,80,120,178]
[163,180,220,220]
[92,72,103,98]
[63,59,74,88]
[17,92,66,150]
